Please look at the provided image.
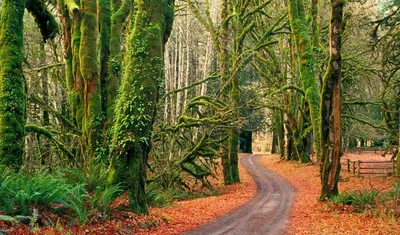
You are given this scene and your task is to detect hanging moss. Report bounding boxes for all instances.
[107,0,174,214]
[0,0,26,169]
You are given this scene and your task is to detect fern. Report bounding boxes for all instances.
[64,185,89,224]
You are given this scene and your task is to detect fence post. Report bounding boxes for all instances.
[352,161,356,175]
[393,159,396,175]
[347,159,350,172]
[357,160,361,177]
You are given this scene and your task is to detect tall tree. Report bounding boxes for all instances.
[320,0,344,200]
[0,0,26,169]
[106,0,133,127]
[80,0,102,156]
[288,0,321,159]
[107,0,174,214]
[0,0,58,169]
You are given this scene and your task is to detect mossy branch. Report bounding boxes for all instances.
[160,73,218,102]
[343,100,380,106]
[26,0,60,41]
[187,0,215,35]
[269,85,305,97]
[24,62,65,73]
[29,94,80,133]
[342,115,388,131]
[25,124,75,161]
[255,12,287,47]
[243,0,273,19]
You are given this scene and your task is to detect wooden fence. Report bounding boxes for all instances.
[341,158,396,176]
[345,147,387,154]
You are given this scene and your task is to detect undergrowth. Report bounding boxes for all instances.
[0,161,122,225]
[329,181,400,218]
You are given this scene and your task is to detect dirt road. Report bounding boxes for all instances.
[185,154,294,235]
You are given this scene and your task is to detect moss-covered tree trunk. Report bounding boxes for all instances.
[98,0,111,121]
[229,65,240,183]
[218,0,233,185]
[57,0,74,122]
[107,0,174,214]
[70,2,84,129]
[106,0,133,127]
[288,0,321,159]
[0,0,26,169]
[320,0,343,200]
[311,0,320,49]
[80,0,102,156]
[0,0,59,169]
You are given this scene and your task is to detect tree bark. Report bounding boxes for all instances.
[288,0,321,160]
[107,0,174,214]
[80,0,102,156]
[0,0,26,169]
[320,0,344,200]
[106,0,133,126]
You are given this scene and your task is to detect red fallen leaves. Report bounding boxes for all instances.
[0,155,257,235]
[259,154,400,235]
[137,157,257,235]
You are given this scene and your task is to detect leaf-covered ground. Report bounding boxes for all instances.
[0,156,257,234]
[259,154,400,235]
[136,159,257,235]
[3,153,399,234]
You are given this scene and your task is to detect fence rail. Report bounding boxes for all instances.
[341,158,396,176]
[345,147,387,154]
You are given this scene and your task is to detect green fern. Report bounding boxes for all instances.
[64,185,90,224]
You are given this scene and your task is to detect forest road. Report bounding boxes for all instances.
[185,154,294,235]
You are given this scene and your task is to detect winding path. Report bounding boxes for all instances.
[185,154,295,235]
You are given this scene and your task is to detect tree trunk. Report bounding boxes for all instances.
[311,0,320,49]
[106,0,133,126]
[288,0,321,160]
[240,130,253,154]
[80,0,102,157]
[271,129,278,154]
[107,0,174,214]
[98,0,111,123]
[218,0,233,185]
[0,0,26,169]
[320,0,343,200]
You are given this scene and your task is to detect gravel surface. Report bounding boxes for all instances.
[186,154,295,235]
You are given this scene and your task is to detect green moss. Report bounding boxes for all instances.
[0,0,26,170]
[108,0,174,214]
[98,0,111,121]
[106,0,133,127]
[71,7,83,128]
[26,0,59,41]
[228,128,240,183]
[79,0,102,155]
[288,0,321,159]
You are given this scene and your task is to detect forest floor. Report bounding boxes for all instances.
[0,155,257,235]
[260,153,400,235]
[2,153,400,234]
